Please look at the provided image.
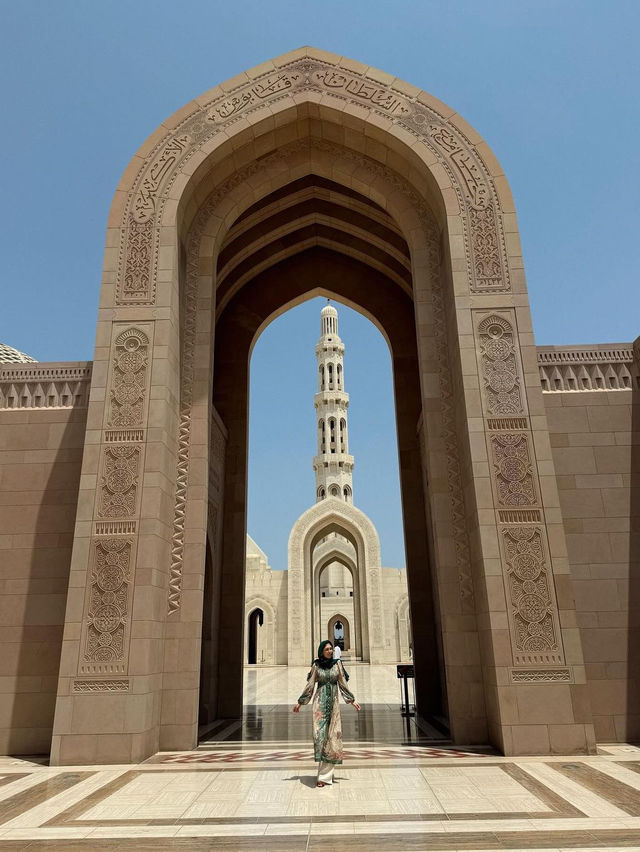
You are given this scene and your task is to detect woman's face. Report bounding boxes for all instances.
[323,643,334,659]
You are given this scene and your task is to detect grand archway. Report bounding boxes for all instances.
[50,48,594,765]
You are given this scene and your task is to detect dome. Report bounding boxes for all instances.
[0,343,37,364]
[321,303,338,317]
[246,534,269,563]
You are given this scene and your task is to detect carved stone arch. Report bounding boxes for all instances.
[244,596,276,665]
[288,501,382,666]
[113,49,514,309]
[328,613,351,653]
[51,48,595,764]
[313,545,362,659]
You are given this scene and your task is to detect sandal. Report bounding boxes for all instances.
[316,781,325,787]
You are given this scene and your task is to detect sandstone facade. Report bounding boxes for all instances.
[0,48,637,762]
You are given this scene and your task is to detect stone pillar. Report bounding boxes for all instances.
[461,309,596,754]
[50,317,180,764]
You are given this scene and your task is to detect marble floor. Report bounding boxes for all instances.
[0,667,640,849]
[202,664,447,746]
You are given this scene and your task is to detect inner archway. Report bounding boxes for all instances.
[247,608,264,665]
[209,182,448,728]
[328,613,351,653]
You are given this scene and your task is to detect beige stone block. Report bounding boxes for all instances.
[588,404,631,432]
[558,488,605,518]
[509,724,550,754]
[581,627,626,663]
[594,445,632,474]
[602,487,631,517]
[573,578,620,612]
[548,723,591,754]
[551,446,597,476]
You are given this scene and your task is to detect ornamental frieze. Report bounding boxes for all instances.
[117,58,510,305]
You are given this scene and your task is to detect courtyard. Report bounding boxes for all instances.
[0,666,638,849]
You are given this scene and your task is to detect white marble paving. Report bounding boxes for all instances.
[0,747,639,846]
[517,760,630,818]
[243,662,408,704]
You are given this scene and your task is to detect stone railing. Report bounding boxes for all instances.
[537,344,636,392]
[0,362,92,409]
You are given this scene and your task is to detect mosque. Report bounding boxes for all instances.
[243,303,411,666]
[0,48,638,764]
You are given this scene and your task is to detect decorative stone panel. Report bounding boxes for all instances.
[79,538,134,675]
[500,527,564,666]
[119,136,191,304]
[477,315,524,416]
[97,445,141,519]
[510,669,570,683]
[107,327,150,428]
[490,434,537,507]
[471,307,567,674]
[73,679,130,692]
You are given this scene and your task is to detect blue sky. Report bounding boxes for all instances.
[1,1,638,568]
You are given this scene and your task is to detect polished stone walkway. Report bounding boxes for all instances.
[0,667,639,849]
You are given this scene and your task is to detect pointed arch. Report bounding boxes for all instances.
[50,48,592,764]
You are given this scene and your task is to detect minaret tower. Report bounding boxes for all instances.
[313,303,354,503]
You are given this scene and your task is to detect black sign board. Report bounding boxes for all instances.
[396,664,414,678]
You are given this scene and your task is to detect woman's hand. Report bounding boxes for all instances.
[292,703,301,713]
[351,701,361,711]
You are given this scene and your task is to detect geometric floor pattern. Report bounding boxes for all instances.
[2,749,640,848]
[0,669,639,849]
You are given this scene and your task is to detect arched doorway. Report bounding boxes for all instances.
[328,613,350,653]
[247,608,263,665]
[51,48,593,764]
[313,533,362,660]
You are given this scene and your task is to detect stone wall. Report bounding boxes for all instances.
[541,344,640,742]
[1,339,638,753]
[0,362,90,753]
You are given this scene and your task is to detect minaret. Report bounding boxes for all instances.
[313,303,354,503]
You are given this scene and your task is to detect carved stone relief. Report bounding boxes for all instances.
[477,314,524,416]
[80,538,133,675]
[116,57,510,306]
[474,314,567,673]
[0,364,91,410]
[122,218,154,303]
[73,679,130,692]
[500,527,564,666]
[491,434,537,507]
[511,668,571,683]
[98,445,141,519]
[107,327,150,428]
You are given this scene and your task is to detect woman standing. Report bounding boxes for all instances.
[292,639,361,787]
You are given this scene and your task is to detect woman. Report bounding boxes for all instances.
[292,639,361,787]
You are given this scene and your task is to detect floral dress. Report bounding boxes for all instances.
[297,661,355,764]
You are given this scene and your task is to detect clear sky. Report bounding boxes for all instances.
[1,1,638,568]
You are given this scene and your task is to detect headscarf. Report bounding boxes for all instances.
[315,639,337,670]
[308,639,349,680]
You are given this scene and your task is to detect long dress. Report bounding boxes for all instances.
[297,660,355,780]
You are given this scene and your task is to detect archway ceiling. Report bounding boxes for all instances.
[216,176,412,315]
